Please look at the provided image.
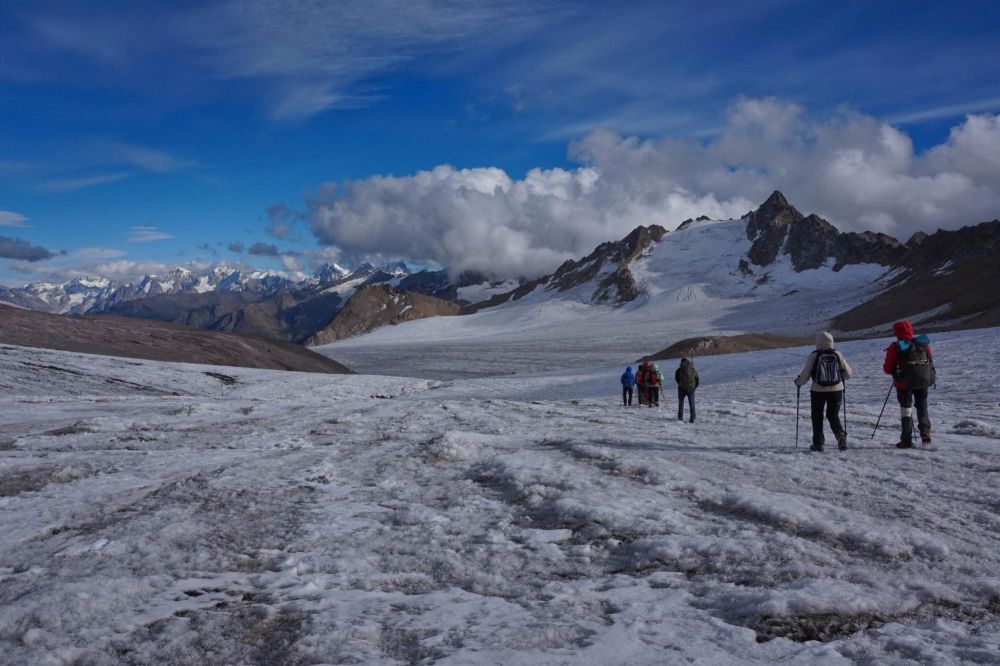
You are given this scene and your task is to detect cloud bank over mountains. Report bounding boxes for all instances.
[307,99,1000,279]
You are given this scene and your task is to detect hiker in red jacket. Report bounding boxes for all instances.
[646,362,662,407]
[883,320,935,448]
[636,361,650,406]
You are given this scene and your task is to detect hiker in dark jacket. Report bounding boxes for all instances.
[620,366,636,406]
[883,320,935,448]
[795,332,853,452]
[674,358,699,422]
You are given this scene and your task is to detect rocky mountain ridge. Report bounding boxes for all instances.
[745,191,904,272]
[833,218,1000,330]
[460,191,1000,335]
[466,224,667,313]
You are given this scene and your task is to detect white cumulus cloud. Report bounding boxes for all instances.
[306,99,1000,279]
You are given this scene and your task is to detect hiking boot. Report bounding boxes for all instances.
[920,429,932,445]
[896,440,914,449]
[810,444,823,452]
[836,432,847,451]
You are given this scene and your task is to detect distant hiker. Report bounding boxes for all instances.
[883,320,935,448]
[636,361,650,405]
[620,366,636,406]
[675,358,699,423]
[794,332,853,452]
[647,362,662,407]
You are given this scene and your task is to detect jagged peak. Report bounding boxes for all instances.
[763,190,790,208]
[747,190,803,227]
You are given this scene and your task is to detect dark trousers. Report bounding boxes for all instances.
[647,386,660,406]
[810,390,844,448]
[678,388,695,421]
[896,388,930,443]
[622,387,633,406]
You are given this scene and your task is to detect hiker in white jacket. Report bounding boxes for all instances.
[794,332,854,452]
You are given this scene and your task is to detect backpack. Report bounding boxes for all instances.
[896,341,935,389]
[677,365,697,392]
[811,349,843,387]
[621,372,635,389]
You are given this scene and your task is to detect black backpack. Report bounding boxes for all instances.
[896,341,935,389]
[811,349,843,387]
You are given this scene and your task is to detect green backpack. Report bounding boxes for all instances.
[677,363,697,391]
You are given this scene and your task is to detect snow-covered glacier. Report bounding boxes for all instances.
[1,328,999,664]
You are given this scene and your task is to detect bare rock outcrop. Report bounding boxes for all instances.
[640,333,812,361]
[308,285,461,345]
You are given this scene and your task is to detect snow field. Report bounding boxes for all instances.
[318,216,894,377]
[1,328,999,664]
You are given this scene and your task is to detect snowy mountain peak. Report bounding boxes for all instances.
[383,260,410,276]
[314,263,352,284]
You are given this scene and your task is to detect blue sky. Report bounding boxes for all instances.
[2,0,1000,284]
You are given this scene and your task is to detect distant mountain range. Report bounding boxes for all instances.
[0,259,510,344]
[3,191,998,354]
[0,263,349,315]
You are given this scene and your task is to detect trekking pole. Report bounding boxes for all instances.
[871,381,894,439]
[795,385,801,449]
[843,382,847,434]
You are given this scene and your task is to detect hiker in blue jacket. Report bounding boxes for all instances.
[620,366,636,406]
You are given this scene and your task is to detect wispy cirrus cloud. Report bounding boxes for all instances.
[37,172,131,193]
[180,0,555,120]
[127,226,174,243]
[0,160,40,173]
[0,210,29,227]
[3,1,557,121]
[886,95,1000,125]
[5,1,998,136]
[104,141,197,173]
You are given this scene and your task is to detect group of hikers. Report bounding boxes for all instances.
[619,319,936,450]
[620,357,700,422]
